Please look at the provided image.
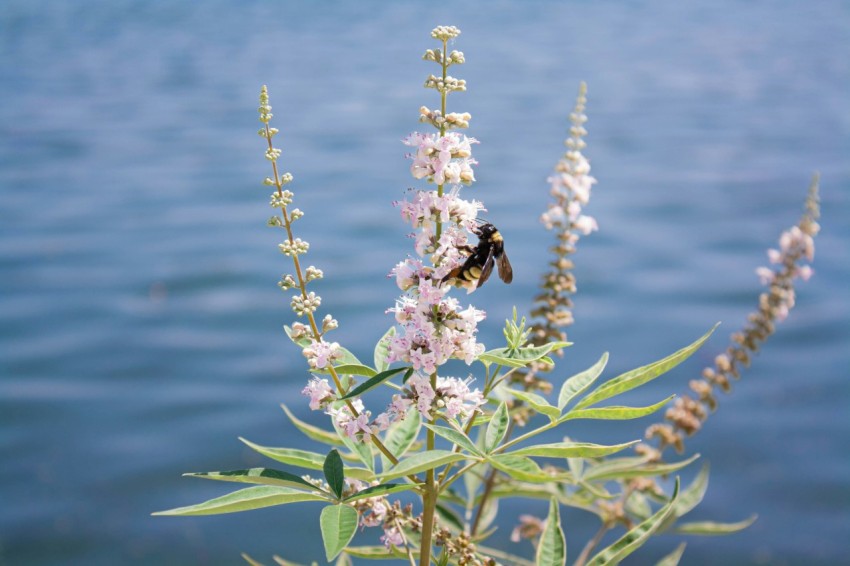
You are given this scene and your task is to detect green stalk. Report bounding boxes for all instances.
[419,372,439,566]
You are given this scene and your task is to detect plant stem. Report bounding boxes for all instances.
[574,523,609,566]
[419,373,438,566]
[264,122,404,470]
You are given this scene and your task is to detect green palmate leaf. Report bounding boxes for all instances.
[674,515,757,535]
[506,389,561,420]
[585,454,700,482]
[537,499,567,566]
[383,450,471,481]
[489,454,572,483]
[281,404,344,446]
[424,424,482,456]
[560,395,674,423]
[152,486,327,516]
[374,327,396,372]
[343,483,418,503]
[185,468,325,493]
[320,505,359,561]
[655,543,687,566]
[331,418,375,473]
[586,478,681,566]
[510,440,638,459]
[478,341,572,368]
[344,546,411,560]
[484,402,510,453]
[558,352,609,410]
[339,367,409,401]
[381,409,420,472]
[324,450,345,499]
[333,364,377,378]
[575,325,718,410]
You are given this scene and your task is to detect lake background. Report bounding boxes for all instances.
[1,1,848,564]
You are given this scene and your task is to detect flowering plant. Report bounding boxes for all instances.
[155,25,819,566]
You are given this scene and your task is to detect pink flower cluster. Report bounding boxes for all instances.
[396,190,484,258]
[541,152,598,235]
[385,279,485,372]
[754,224,817,321]
[403,132,478,186]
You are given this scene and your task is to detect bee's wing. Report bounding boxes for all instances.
[496,250,513,283]
[476,247,496,287]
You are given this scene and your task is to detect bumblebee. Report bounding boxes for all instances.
[443,221,513,290]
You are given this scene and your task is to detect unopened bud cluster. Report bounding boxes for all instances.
[644,177,820,457]
[425,74,467,93]
[419,106,471,130]
[258,86,337,352]
[431,25,461,41]
[422,49,465,66]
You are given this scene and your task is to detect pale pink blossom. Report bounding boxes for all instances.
[381,525,405,548]
[301,377,334,410]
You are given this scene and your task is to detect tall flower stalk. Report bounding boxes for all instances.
[512,84,597,406]
[643,175,821,457]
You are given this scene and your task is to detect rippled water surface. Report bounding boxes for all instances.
[1,2,848,564]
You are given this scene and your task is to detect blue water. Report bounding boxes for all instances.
[1,2,848,564]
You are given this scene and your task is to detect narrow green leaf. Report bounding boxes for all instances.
[153,486,326,516]
[240,438,326,469]
[585,454,700,482]
[343,546,412,560]
[333,364,377,378]
[343,483,418,503]
[575,325,718,410]
[339,367,409,401]
[510,440,638,459]
[186,468,325,493]
[320,505,359,561]
[561,395,674,423]
[374,327,396,372]
[485,402,510,453]
[674,515,757,535]
[476,546,536,566]
[655,543,687,566]
[331,418,375,473]
[586,478,681,566]
[625,491,653,520]
[381,409,420,472]
[424,424,483,456]
[324,450,345,499]
[382,450,470,481]
[672,463,710,519]
[558,352,608,410]
[489,454,572,483]
[335,553,353,566]
[241,553,265,566]
[281,404,344,446]
[506,389,561,420]
[478,342,572,368]
[536,499,567,566]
